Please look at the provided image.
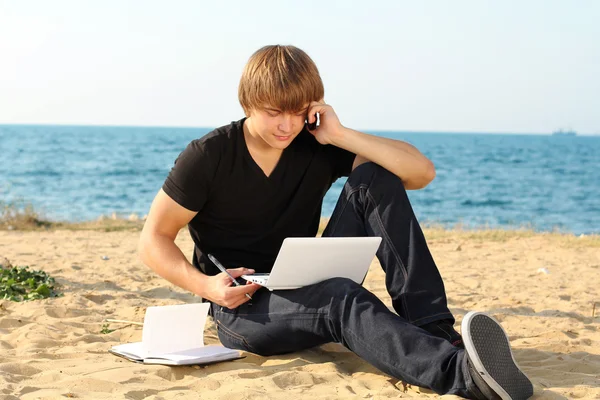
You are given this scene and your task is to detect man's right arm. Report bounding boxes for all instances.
[138,189,259,308]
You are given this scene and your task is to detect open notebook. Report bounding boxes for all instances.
[109,303,241,366]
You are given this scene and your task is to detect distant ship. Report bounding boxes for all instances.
[552,129,577,136]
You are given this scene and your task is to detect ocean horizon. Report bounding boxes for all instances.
[4,122,600,136]
[1,124,599,234]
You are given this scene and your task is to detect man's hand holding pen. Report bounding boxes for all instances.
[203,254,260,309]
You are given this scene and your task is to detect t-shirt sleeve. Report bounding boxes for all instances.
[324,144,356,179]
[162,140,214,212]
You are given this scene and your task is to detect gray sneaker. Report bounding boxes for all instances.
[462,312,533,400]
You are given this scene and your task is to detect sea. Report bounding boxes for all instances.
[1,124,599,235]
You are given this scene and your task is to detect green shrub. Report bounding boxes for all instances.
[0,265,62,301]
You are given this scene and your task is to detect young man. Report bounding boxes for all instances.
[139,45,533,399]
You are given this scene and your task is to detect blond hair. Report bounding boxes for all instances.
[238,45,324,115]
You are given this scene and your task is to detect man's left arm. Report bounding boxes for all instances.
[337,129,435,190]
[307,101,436,190]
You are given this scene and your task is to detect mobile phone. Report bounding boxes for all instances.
[306,113,319,130]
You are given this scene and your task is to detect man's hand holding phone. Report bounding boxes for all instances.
[305,100,345,146]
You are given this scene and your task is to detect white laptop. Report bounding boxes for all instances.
[241,237,382,290]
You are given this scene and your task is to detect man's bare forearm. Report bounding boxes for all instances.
[332,127,435,189]
[138,233,209,297]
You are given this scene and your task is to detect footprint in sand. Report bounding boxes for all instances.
[152,367,187,382]
[124,389,160,400]
[0,363,42,382]
[0,318,28,330]
[45,307,90,319]
[238,370,272,379]
[271,371,325,389]
[82,293,114,305]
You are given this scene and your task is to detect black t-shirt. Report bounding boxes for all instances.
[162,118,356,276]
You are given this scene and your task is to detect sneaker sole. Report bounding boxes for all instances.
[462,312,533,400]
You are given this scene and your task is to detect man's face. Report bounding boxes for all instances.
[247,105,309,150]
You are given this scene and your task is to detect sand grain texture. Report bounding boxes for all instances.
[0,229,599,399]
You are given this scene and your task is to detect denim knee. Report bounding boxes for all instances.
[347,162,404,188]
[319,277,363,295]
[318,277,366,313]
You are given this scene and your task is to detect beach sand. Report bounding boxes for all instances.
[0,227,599,399]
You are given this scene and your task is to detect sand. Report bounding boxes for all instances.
[0,227,599,399]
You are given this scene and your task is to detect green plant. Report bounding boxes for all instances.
[100,323,115,334]
[0,265,62,301]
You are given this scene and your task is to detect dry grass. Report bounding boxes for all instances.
[422,225,600,247]
[0,201,143,232]
[0,200,55,230]
[2,206,598,246]
[57,219,144,232]
[318,218,600,247]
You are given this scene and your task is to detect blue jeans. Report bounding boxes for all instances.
[211,163,480,398]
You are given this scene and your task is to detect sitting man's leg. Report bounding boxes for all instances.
[212,278,532,399]
[212,278,476,397]
[323,162,462,347]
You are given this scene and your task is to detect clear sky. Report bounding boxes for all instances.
[1,0,598,133]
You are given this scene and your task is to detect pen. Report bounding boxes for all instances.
[207,254,252,300]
